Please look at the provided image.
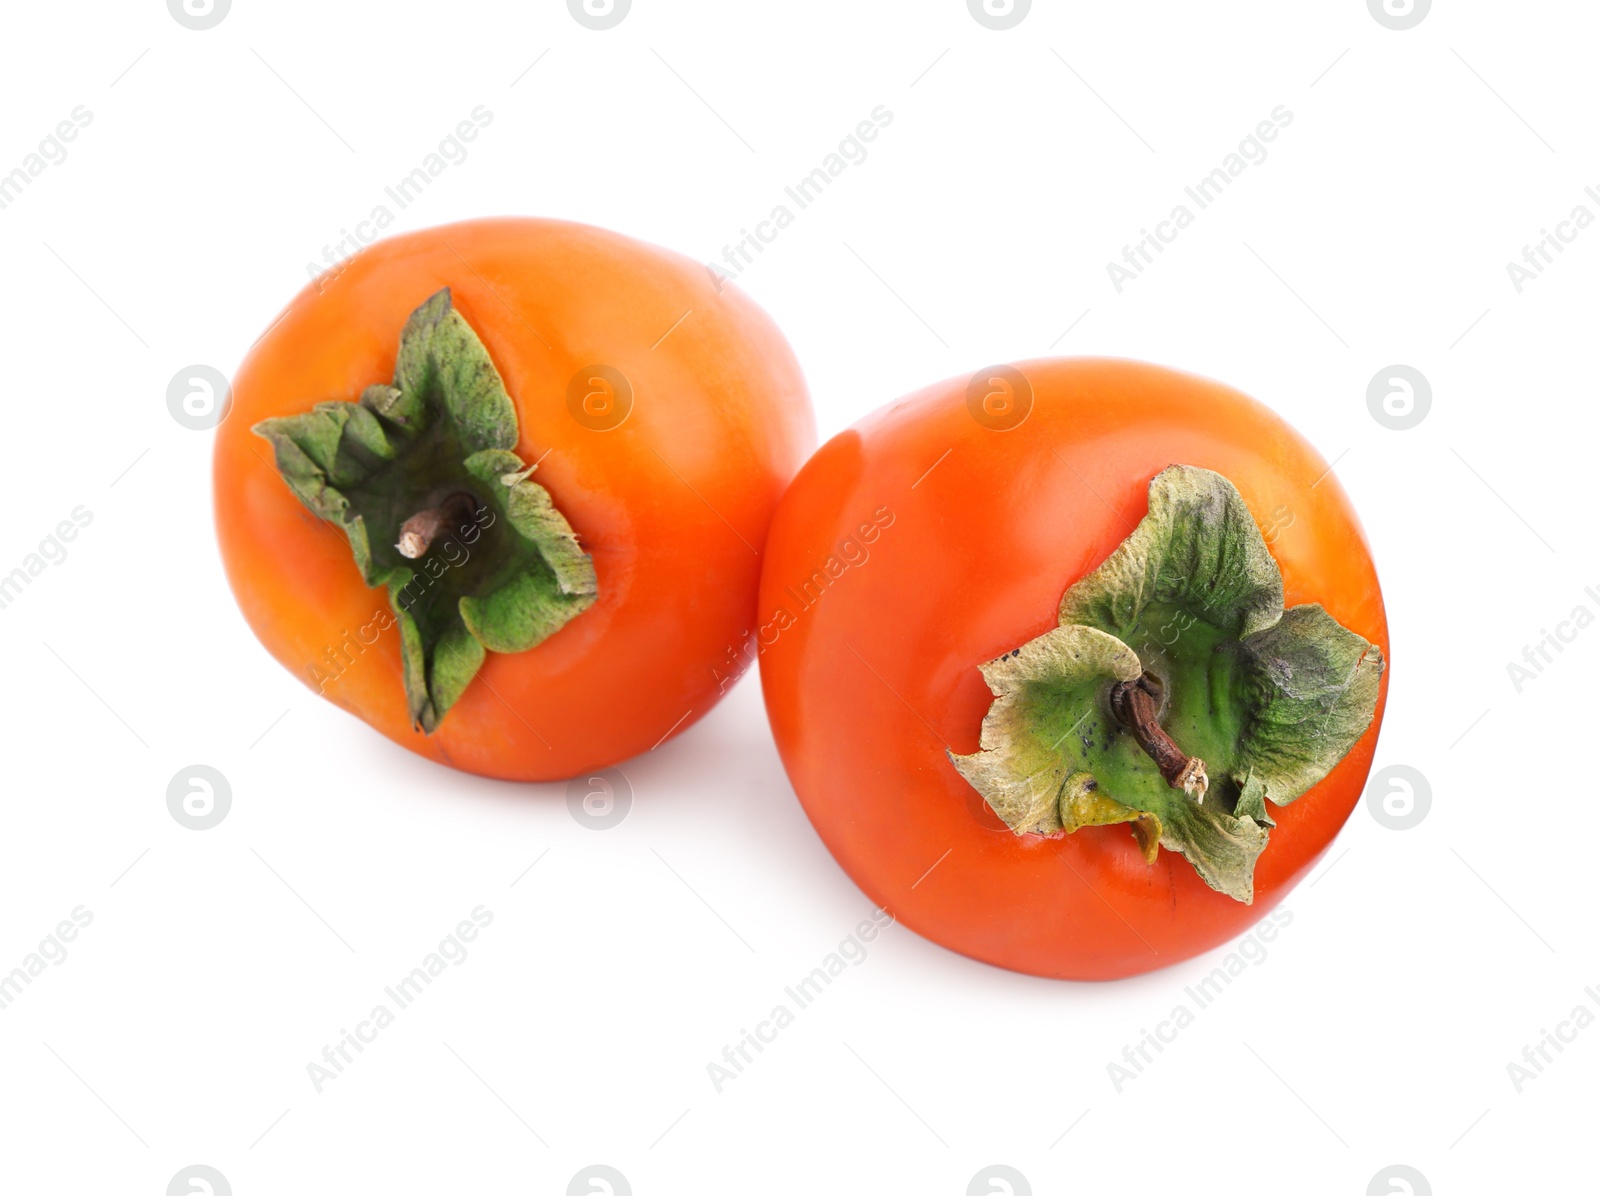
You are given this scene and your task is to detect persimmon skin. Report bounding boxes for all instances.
[215,218,814,780]
[757,360,1388,980]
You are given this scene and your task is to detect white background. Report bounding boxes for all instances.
[1,1,1594,1193]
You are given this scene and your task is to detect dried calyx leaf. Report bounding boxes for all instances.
[951,465,1383,903]
[254,288,597,732]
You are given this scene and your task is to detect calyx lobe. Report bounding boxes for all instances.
[950,465,1383,902]
[254,288,597,732]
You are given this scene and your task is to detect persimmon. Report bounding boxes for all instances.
[215,218,813,780]
[757,359,1388,980]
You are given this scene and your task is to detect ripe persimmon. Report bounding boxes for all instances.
[216,218,813,780]
[757,360,1387,979]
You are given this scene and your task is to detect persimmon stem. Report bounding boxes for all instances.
[1109,672,1209,803]
[396,492,478,559]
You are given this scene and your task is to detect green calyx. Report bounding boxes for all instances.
[950,465,1383,903]
[254,288,597,732]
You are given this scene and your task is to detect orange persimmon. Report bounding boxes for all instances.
[216,218,813,780]
[758,360,1387,979]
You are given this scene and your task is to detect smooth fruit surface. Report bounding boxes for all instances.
[757,359,1387,979]
[216,218,814,780]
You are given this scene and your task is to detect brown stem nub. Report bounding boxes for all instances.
[396,492,478,560]
[1109,672,1209,803]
